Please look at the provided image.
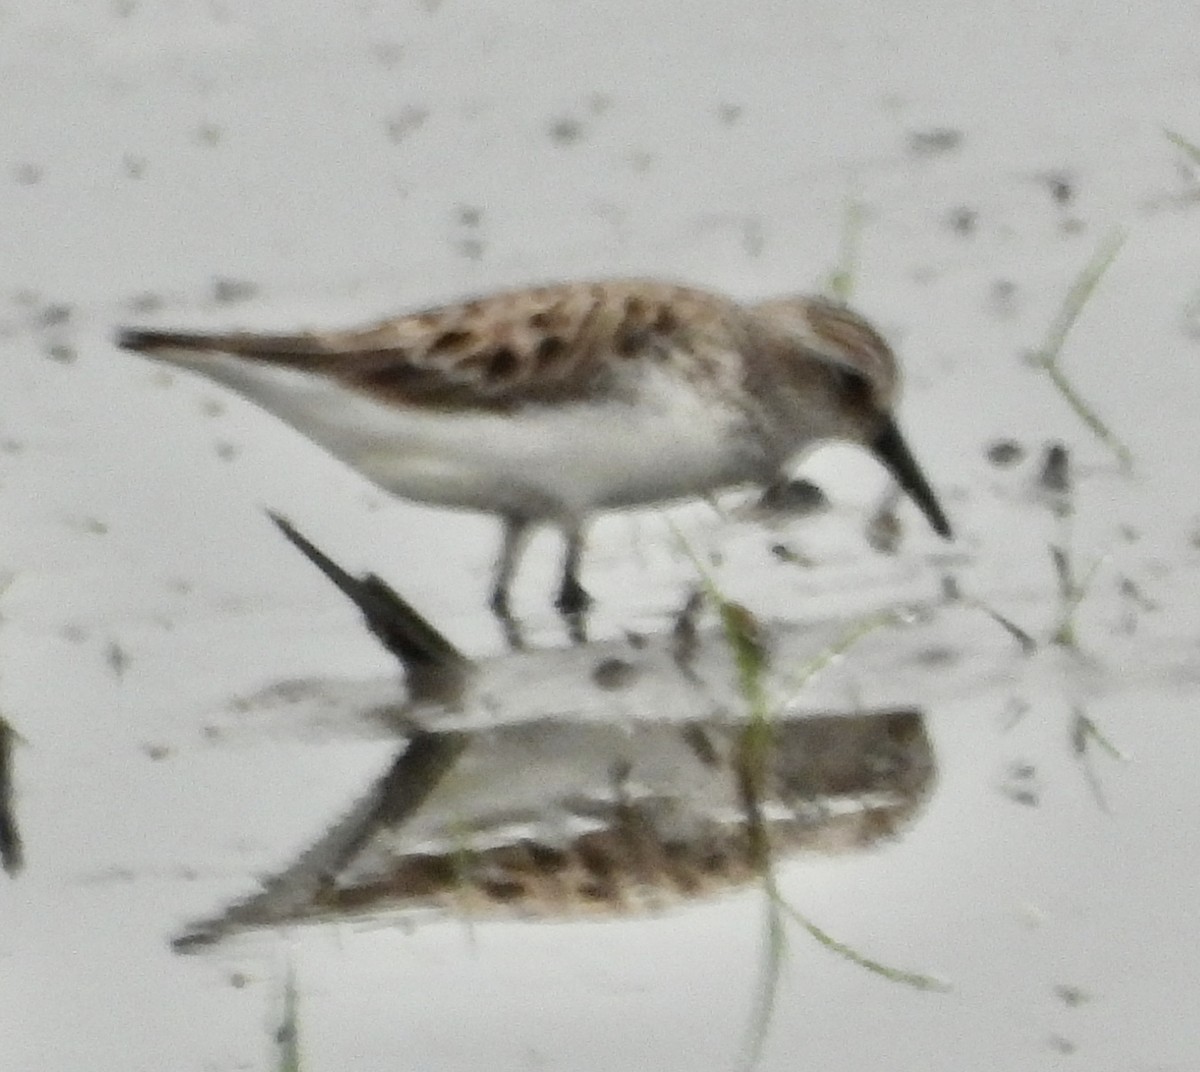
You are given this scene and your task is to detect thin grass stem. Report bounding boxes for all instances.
[276,966,301,1072]
[775,898,950,992]
[1033,231,1133,472]
[827,200,864,303]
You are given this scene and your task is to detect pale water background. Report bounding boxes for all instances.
[2,2,1200,1069]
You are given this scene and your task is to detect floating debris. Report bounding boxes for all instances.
[946,206,977,236]
[1053,983,1092,1007]
[769,542,815,568]
[590,657,638,691]
[985,439,1025,468]
[126,291,165,315]
[44,343,77,364]
[105,640,131,679]
[1037,171,1075,206]
[1046,1034,1077,1055]
[38,302,72,328]
[369,40,403,69]
[13,163,44,185]
[455,205,482,228]
[385,106,429,143]
[906,127,963,157]
[716,102,744,125]
[988,279,1019,319]
[997,760,1040,807]
[547,116,584,145]
[211,277,259,305]
[1038,442,1071,495]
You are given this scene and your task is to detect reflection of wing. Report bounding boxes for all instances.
[174,708,934,950]
[119,280,741,413]
[174,732,465,951]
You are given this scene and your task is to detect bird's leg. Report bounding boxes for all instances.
[490,516,532,621]
[554,522,593,616]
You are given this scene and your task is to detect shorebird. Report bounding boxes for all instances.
[118,279,952,616]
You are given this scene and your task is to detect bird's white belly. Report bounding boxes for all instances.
[156,353,764,521]
[369,403,754,519]
[349,379,761,520]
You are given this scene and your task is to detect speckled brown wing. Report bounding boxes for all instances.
[119,280,745,413]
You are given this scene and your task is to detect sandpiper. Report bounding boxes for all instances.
[118,279,952,615]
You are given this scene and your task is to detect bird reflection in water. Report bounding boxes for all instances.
[174,517,936,951]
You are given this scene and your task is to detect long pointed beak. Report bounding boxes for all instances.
[871,418,953,539]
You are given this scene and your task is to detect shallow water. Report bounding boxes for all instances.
[4,2,1200,1069]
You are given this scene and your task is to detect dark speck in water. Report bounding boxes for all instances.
[591,658,638,691]
[1038,442,1071,495]
[985,439,1025,467]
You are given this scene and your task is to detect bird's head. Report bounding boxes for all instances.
[751,294,952,540]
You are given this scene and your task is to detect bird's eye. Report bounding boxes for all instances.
[831,366,872,404]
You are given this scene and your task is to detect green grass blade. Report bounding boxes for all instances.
[827,200,864,303]
[738,870,788,1072]
[1034,231,1133,472]
[777,899,950,991]
[276,967,301,1072]
[780,607,912,704]
[1038,230,1125,363]
[1042,362,1132,473]
[668,521,946,1068]
[1072,709,1128,763]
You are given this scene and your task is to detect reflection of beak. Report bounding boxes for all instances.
[871,418,953,539]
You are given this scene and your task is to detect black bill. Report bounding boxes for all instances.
[871,418,953,539]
